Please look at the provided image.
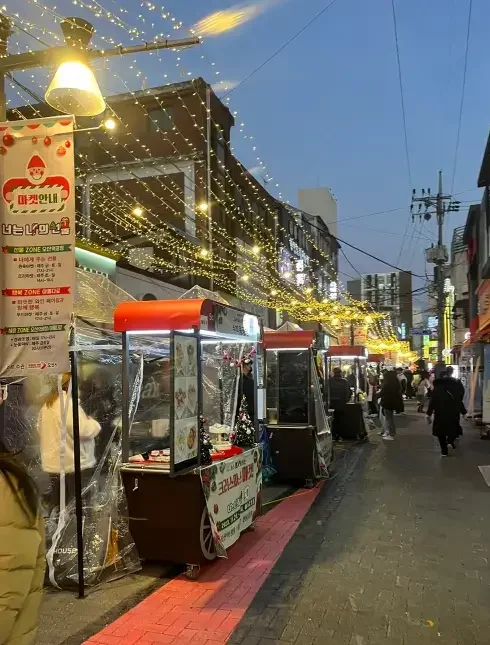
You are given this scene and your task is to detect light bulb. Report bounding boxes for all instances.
[252,245,260,254]
[104,117,117,130]
[132,206,144,217]
[198,201,209,212]
[242,274,249,281]
[45,60,105,117]
[284,271,291,279]
[270,289,277,296]
[200,248,209,257]
[305,287,313,294]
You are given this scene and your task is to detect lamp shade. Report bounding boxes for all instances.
[45,60,105,117]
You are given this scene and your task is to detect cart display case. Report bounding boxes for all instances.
[264,330,333,487]
[113,298,263,578]
[326,345,368,440]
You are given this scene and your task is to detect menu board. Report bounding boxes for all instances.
[170,332,200,475]
[0,116,75,377]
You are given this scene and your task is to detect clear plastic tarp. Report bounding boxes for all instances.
[0,269,142,590]
[125,336,256,458]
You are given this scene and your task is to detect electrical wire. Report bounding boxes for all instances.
[450,0,473,195]
[222,0,342,99]
[391,0,413,267]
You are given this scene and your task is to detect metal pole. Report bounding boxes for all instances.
[82,177,91,241]
[206,85,213,292]
[69,334,85,599]
[436,170,445,364]
[121,332,130,463]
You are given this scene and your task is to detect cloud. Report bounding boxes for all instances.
[192,0,284,37]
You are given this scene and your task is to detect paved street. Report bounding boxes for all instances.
[229,405,490,645]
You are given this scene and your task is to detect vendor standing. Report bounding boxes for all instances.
[238,358,255,423]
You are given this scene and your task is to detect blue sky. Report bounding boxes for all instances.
[17,0,488,304]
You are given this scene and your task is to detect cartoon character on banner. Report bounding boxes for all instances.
[2,153,70,214]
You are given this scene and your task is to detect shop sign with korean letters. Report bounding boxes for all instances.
[0,116,75,377]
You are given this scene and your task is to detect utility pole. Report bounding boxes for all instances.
[411,171,460,371]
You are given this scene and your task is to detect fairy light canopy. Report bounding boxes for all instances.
[3,2,397,346]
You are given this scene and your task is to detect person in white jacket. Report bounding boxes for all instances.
[37,373,101,512]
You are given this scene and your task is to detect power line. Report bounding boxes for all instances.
[391,0,413,267]
[301,214,426,278]
[341,248,362,278]
[222,0,341,99]
[450,0,473,194]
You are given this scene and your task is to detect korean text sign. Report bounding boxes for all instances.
[200,446,262,556]
[0,117,75,377]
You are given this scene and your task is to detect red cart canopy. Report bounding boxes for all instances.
[114,298,214,333]
[263,330,316,350]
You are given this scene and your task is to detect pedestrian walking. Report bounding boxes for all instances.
[329,367,351,441]
[366,374,379,417]
[378,370,404,440]
[416,371,430,412]
[404,368,415,399]
[426,371,467,456]
[0,449,45,645]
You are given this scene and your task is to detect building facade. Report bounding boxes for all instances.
[347,271,413,341]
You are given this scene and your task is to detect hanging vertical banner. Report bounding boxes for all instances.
[0,116,75,378]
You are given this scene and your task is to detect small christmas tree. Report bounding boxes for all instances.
[233,396,255,448]
[200,415,212,465]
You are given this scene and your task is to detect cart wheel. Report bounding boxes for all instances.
[305,479,314,489]
[186,564,200,580]
[200,507,216,561]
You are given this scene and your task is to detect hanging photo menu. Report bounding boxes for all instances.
[0,116,75,377]
[170,332,200,475]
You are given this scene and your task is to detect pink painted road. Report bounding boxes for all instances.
[83,484,323,645]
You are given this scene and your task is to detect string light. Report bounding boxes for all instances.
[10,4,391,332]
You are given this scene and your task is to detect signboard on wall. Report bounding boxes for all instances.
[0,116,75,377]
[478,280,490,332]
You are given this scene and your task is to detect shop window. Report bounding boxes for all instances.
[148,107,173,132]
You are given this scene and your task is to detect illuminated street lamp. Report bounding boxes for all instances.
[0,13,200,120]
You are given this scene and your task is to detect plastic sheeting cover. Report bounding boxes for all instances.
[0,269,142,590]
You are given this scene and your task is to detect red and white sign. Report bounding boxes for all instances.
[478,280,490,332]
[0,117,75,377]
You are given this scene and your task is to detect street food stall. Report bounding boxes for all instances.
[114,298,263,578]
[264,329,333,487]
[326,345,368,440]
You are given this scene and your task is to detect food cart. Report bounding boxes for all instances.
[326,345,368,440]
[113,298,263,578]
[367,353,385,376]
[264,329,333,487]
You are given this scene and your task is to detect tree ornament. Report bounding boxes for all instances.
[44,136,51,146]
[65,140,71,148]
[0,146,6,155]
[31,136,38,144]
[57,145,66,157]
[233,396,255,448]
[3,134,13,147]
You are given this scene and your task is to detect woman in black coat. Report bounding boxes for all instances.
[427,372,466,456]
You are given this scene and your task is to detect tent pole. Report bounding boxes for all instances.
[70,339,85,599]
